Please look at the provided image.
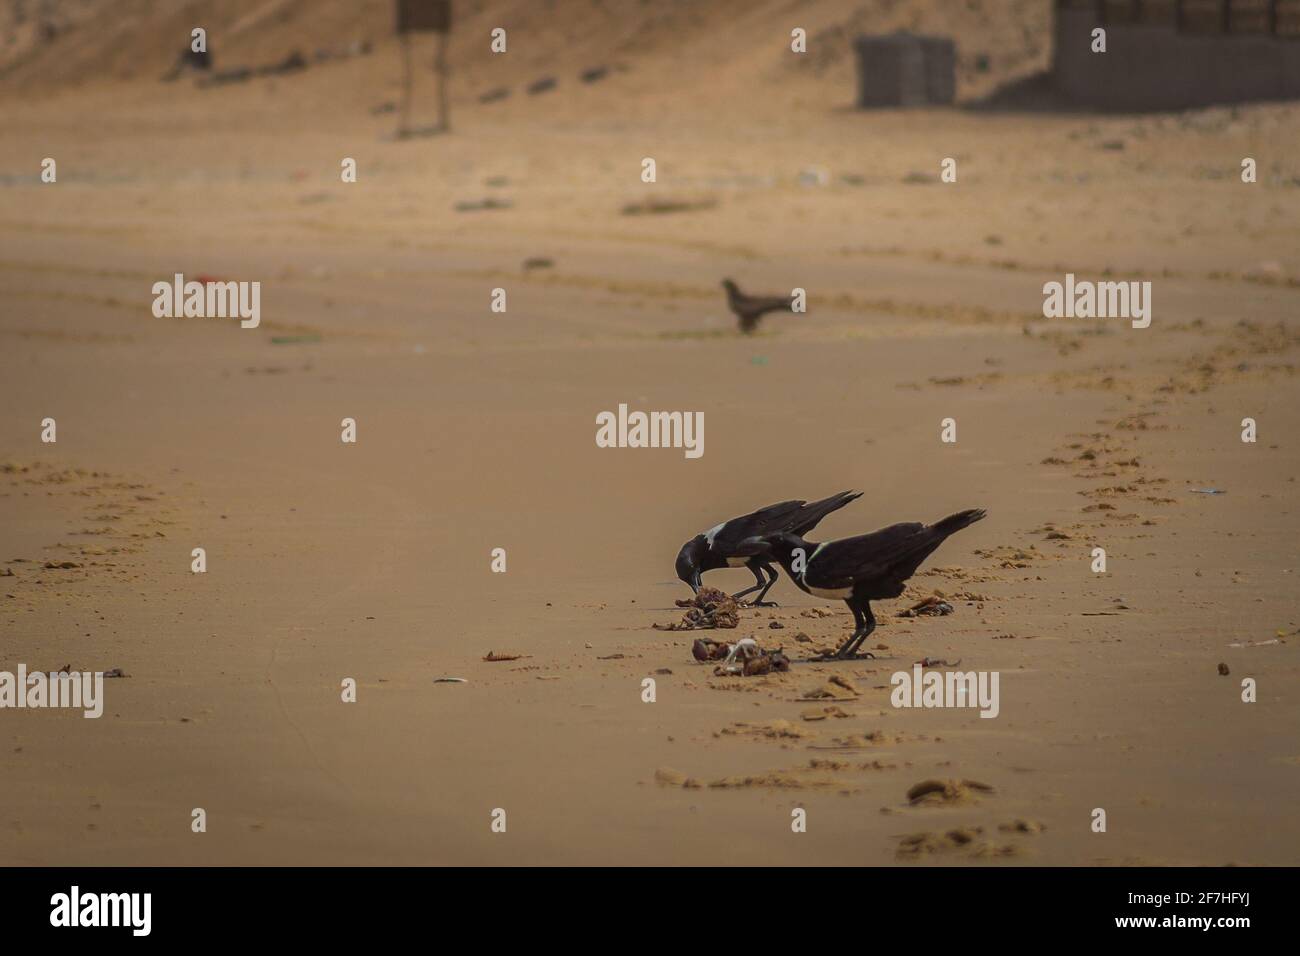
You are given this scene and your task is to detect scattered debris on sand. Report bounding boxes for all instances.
[801,705,852,721]
[654,587,739,631]
[620,196,717,216]
[802,675,859,700]
[691,637,730,661]
[482,651,523,662]
[719,719,807,740]
[729,649,790,676]
[898,595,954,617]
[690,637,791,674]
[707,763,860,792]
[896,828,1022,859]
[454,197,514,213]
[824,730,899,749]
[654,767,701,788]
[916,657,962,668]
[1217,662,1230,676]
[708,638,790,676]
[907,778,995,805]
[45,663,128,679]
[859,759,898,771]
[999,818,1046,834]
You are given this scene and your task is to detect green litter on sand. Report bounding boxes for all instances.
[750,355,769,366]
[270,334,322,345]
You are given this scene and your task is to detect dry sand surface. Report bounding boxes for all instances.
[1,0,1299,865]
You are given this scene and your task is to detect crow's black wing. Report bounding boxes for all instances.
[804,510,985,594]
[711,500,808,551]
[802,523,926,590]
[786,490,861,537]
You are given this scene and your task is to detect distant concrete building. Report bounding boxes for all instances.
[854,33,956,108]
[1054,0,1300,110]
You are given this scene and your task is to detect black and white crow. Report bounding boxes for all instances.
[746,509,986,659]
[674,491,862,606]
[722,279,794,334]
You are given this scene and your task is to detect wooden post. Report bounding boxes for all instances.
[1267,0,1279,35]
[1174,0,1184,31]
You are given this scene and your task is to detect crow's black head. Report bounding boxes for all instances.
[674,535,707,592]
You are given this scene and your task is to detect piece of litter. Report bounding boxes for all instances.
[692,637,731,661]
[433,677,467,684]
[898,596,953,618]
[655,587,738,631]
[619,196,717,216]
[708,637,790,676]
[907,778,993,805]
[916,657,961,668]
[1190,488,1226,495]
[454,197,513,212]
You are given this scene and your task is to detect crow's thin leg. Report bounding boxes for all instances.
[731,565,767,602]
[747,564,781,607]
[816,602,863,660]
[840,604,877,659]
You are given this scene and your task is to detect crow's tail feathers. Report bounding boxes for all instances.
[929,508,987,539]
[881,508,985,584]
[788,490,863,536]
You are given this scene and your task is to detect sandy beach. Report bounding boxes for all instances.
[1,0,1299,866]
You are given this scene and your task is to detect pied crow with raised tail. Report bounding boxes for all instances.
[745,508,986,659]
[675,491,862,606]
